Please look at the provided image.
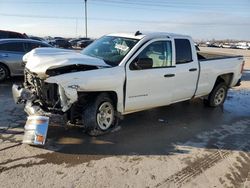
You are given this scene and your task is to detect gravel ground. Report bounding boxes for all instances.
[0,48,250,188]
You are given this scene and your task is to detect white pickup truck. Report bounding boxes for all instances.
[13,32,244,136]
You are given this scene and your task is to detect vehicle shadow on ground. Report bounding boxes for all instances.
[41,99,250,161]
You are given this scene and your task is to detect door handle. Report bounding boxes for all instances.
[164,74,175,78]
[189,68,197,72]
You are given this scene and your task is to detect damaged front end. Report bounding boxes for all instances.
[12,68,78,117]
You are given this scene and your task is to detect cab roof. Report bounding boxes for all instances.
[108,31,190,40]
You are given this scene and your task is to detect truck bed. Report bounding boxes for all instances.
[197,51,241,61]
[195,52,243,98]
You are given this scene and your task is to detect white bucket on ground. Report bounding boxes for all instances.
[23,116,49,145]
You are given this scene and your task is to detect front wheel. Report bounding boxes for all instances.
[206,82,228,107]
[82,94,116,136]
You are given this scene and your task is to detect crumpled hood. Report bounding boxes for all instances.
[23,47,110,78]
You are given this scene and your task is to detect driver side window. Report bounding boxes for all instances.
[130,40,172,70]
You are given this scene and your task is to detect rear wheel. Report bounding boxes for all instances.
[0,64,9,81]
[82,93,116,136]
[206,82,228,107]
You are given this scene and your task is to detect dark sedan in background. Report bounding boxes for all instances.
[77,39,94,48]
[69,37,90,47]
[0,39,52,81]
[0,30,28,39]
[49,38,72,49]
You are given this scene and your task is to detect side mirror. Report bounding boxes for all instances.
[133,58,153,70]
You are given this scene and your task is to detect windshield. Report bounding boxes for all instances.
[81,36,138,66]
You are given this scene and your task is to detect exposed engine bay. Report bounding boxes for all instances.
[45,64,98,77]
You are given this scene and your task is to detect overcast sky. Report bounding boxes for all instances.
[0,0,250,40]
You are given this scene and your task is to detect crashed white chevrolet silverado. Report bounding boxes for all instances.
[12,32,244,135]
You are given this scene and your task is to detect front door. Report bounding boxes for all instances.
[125,39,175,113]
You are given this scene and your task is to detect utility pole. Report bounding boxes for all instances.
[75,19,78,37]
[84,0,88,38]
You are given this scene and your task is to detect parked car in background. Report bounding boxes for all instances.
[68,38,80,47]
[29,36,47,43]
[221,43,233,48]
[54,37,64,40]
[0,30,28,39]
[207,43,220,48]
[49,39,72,49]
[0,39,52,81]
[69,37,90,47]
[77,39,94,48]
[237,44,250,50]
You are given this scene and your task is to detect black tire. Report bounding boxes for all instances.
[0,64,9,81]
[82,93,117,136]
[206,82,228,107]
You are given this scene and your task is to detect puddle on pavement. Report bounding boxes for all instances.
[34,152,108,167]
[0,152,108,173]
[57,137,83,145]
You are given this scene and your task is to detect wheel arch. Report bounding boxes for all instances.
[215,73,234,87]
[78,90,119,110]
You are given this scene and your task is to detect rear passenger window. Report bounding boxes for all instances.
[0,42,25,52]
[175,39,192,64]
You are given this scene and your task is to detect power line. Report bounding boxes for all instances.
[1,0,249,8]
[1,0,248,14]
[0,13,80,20]
[91,0,249,8]
[88,1,250,14]
[0,13,249,26]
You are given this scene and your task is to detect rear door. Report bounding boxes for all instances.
[125,39,175,113]
[0,42,25,75]
[171,38,199,102]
